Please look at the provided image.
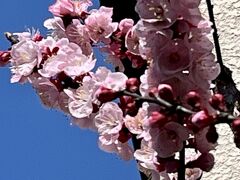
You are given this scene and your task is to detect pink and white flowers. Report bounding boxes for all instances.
[10,39,40,83]
[49,0,92,17]
[38,37,96,78]
[2,0,228,179]
[85,6,118,43]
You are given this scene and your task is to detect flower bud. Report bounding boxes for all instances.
[32,33,43,42]
[96,86,120,103]
[232,118,240,132]
[148,111,168,128]
[118,124,132,143]
[126,78,140,92]
[185,91,201,108]
[119,18,134,34]
[0,51,11,66]
[119,96,138,116]
[209,93,225,110]
[148,87,158,97]
[191,110,212,129]
[158,84,174,102]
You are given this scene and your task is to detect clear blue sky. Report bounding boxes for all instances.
[0,1,140,179]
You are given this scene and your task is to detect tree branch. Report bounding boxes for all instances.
[206,0,240,112]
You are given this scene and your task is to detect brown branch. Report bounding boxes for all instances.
[206,0,240,113]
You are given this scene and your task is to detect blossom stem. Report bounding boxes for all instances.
[206,0,223,68]
[178,142,185,180]
[122,90,194,115]
[122,90,238,125]
[206,0,240,112]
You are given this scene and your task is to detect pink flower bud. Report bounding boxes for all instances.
[191,110,212,129]
[209,93,225,110]
[158,84,174,102]
[96,86,120,103]
[185,91,201,108]
[148,111,168,128]
[126,78,140,92]
[119,18,134,34]
[118,124,132,143]
[0,51,11,66]
[32,33,43,42]
[119,96,138,116]
[232,118,240,132]
[148,87,158,97]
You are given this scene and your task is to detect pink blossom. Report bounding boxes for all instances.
[170,0,202,26]
[38,37,96,78]
[180,0,201,9]
[152,39,192,80]
[95,102,133,160]
[134,140,159,171]
[124,103,149,137]
[44,17,66,39]
[132,20,173,59]
[10,39,40,83]
[135,0,176,25]
[125,26,141,55]
[0,51,11,67]
[64,78,94,119]
[190,53,220,84]
[118,18,134,35]
[49,0,92,17]
[85,6,118,43]
[95,102,123,135]
[29,75,69,112]
[94,66,128,92]
[149,122,189,158]
[65,19,92,56]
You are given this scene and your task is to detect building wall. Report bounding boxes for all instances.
[200,1,240,179]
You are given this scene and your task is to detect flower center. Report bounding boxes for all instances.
[169,52,180,64]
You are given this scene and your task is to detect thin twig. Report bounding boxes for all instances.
[178,142,185,180]
[122,90,237,124]
[206,0,240,113]
[206,0,223,68]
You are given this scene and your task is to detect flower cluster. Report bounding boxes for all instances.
[1,0,239,179]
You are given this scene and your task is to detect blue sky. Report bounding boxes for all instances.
[0,0,140,179]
